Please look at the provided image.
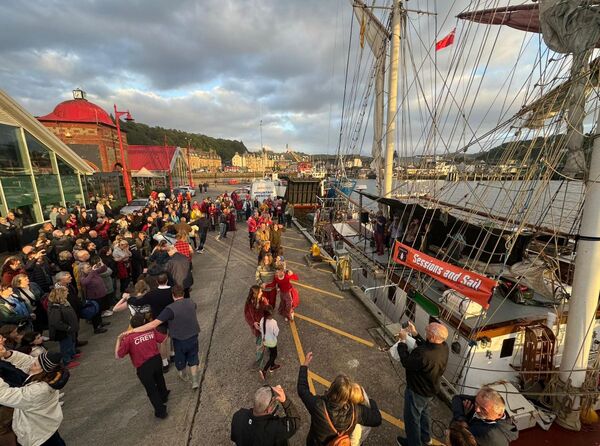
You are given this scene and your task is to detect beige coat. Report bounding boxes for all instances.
[0,351,62,446]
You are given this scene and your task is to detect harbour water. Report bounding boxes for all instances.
[354,179,584,235]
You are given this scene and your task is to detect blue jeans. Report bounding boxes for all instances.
[219,222,227,238]
[403,387,432,446]
[59,335,76,365]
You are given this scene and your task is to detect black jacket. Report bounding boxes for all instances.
[165,253,193,289]
[398,334,448,397]
[48,303,79,341]
[297,366,382,446]
[230,399,300,446]
[451,395,519,446]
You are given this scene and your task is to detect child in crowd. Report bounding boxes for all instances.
[256,306,280,381]
[17,331,48,357]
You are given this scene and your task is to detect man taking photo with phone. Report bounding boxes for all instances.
[230,384,300,446]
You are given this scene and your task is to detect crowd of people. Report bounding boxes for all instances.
[0,184,519,446]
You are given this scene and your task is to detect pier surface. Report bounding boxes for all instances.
[59,185,451,446]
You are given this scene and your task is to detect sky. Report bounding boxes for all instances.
[0,0,557,155]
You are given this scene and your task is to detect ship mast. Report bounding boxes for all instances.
[556,107,600,429]
[384,0,401,200]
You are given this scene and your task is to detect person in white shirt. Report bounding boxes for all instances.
[255,306,279,381]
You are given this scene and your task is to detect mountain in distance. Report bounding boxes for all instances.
[121,121,248,161]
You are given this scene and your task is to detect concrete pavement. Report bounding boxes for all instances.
[59,189,450,446]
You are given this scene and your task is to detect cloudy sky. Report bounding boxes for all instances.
[0,0,553,155]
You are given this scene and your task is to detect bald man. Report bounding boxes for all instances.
[396,321,449,446]
[451,387,518,446]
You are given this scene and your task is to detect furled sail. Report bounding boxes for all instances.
[459,1,600,176]
[540,1,600,176]
[518,56,600,128]
[351,0,390,194]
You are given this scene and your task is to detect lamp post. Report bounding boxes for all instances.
[114,104,134,202]
[186,138,194,188]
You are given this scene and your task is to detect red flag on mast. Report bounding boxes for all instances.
[435,28,455,51]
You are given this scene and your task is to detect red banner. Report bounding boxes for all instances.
[392,242,496,309]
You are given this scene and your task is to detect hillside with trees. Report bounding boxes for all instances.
[121,121,248,161]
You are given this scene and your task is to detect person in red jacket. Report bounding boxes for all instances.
[116,312,170,419]
[243,285,269,366]
[247,211,259,250]
[274,266,299,322]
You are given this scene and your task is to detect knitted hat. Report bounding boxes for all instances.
[38,351,62,372]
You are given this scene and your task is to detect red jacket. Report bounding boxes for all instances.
[247,217,258,233]
[275,272,298,292]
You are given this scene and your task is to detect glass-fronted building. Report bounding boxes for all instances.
[0,90,94,226]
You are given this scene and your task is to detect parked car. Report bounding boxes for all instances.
[120,198,149,215]
[175,185,196,197]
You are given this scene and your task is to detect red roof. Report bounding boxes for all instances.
[38,99,116,128]
[127,145,177,171]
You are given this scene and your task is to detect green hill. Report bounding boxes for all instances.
[121,121,248,161]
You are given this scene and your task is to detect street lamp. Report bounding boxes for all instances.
[186,138,194,188]
[114,104,134,202]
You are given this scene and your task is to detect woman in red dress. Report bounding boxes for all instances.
[274,265,299,322]
[244,285,269,365]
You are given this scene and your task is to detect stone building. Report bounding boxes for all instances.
[37,89,128,172]
[189,148,221,171]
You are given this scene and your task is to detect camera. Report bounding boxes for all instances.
[401,321,410,329]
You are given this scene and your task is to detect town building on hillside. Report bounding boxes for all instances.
[127,145,189,194]
[189,148,221,172]
[37,89,128,172]
[231,150,276,172]
[0,89,93,229]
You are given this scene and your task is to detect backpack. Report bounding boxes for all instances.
[322,401,355,446]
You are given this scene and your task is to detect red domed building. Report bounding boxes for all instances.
[38,89,127,172]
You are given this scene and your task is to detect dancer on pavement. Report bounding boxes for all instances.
[115,312,170,419]
[274,266,298,322]
[243,285,269,367]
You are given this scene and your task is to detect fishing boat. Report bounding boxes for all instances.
[311,0,600,436]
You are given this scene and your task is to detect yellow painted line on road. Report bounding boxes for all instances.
[289,320,315,394]
[282,245,309,254]
[294,313,375,348]
[286,260,332,275]
[282,235,305,241]
[294,282,344,299]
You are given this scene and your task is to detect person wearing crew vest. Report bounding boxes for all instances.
[115,313,170,419]
[127,285,201,389]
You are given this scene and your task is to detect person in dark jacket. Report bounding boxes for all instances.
[396,321,449,446]
[24,251,53,293]
[165,247,193,299]
[47,287,80,368]
[451,387,518,446]
[80,263,110,317]
[297,352,382,445]
[231,384,300,446]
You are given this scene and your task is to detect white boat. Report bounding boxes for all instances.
[312,0,600,435]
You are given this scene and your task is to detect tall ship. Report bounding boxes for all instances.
[309,0,600,436]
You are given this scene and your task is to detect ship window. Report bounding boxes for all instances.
[388,286,396,304]
[405,298,416,322]
[500,337,516,358]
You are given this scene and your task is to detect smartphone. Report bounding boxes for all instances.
[401,321,410,329]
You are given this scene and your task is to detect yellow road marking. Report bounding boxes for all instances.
[289,320,315,394]
[294,313,375,348]
[282,245,309,254]
[286,260,332,274]
[282,235,304,241]
[294,282,344,299]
